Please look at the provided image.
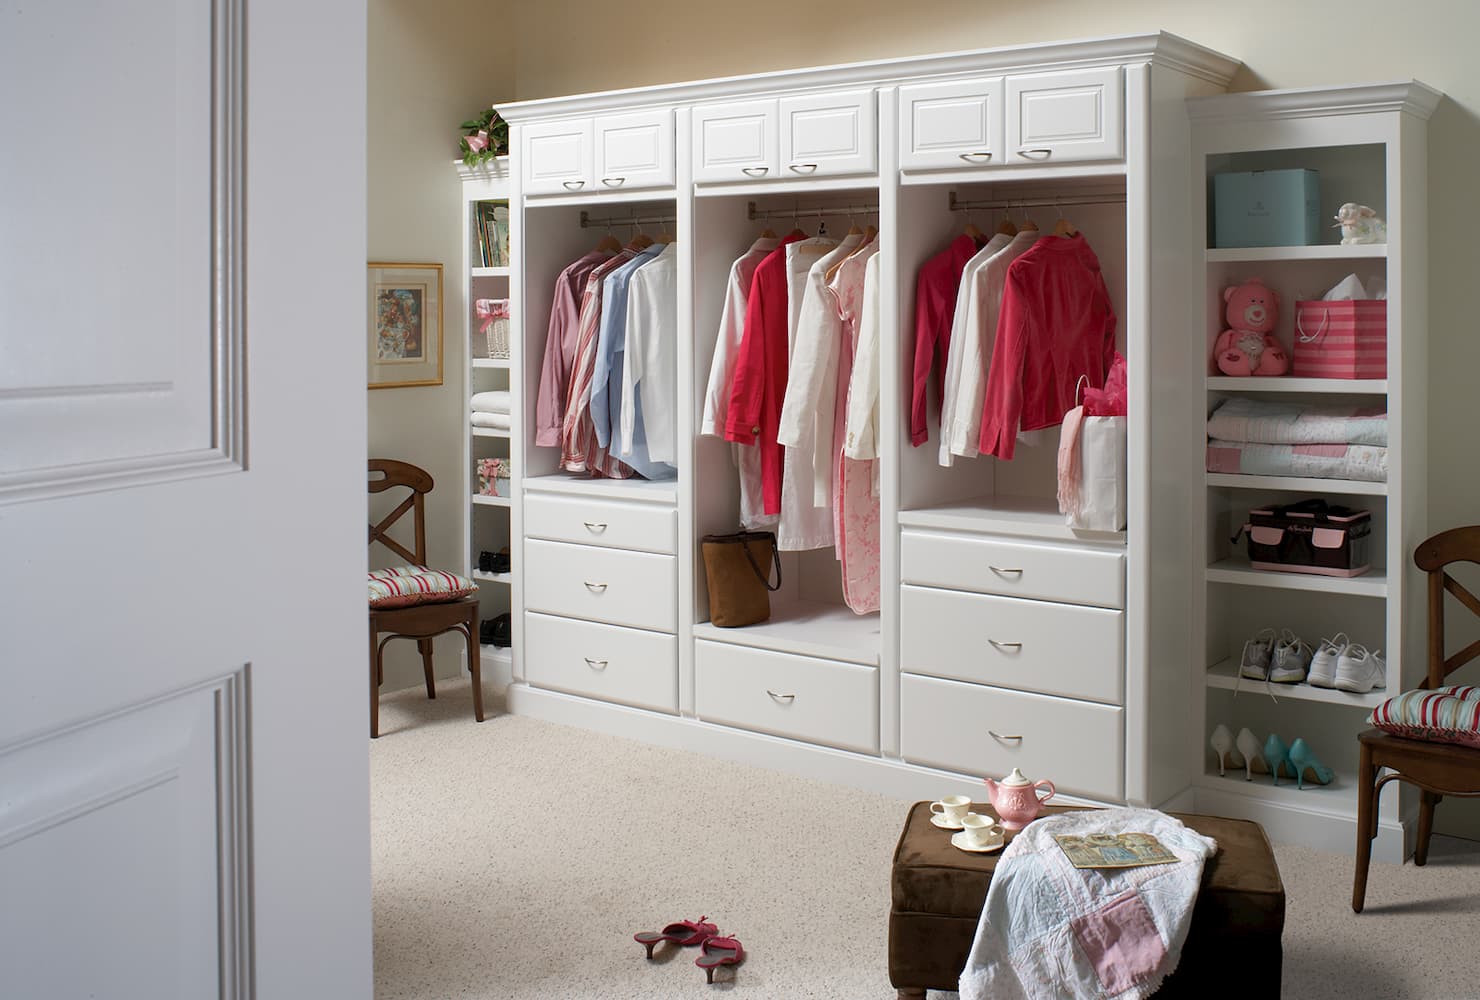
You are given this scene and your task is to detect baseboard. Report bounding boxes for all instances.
[505,682,1116,809]
[1193,782,1407,863]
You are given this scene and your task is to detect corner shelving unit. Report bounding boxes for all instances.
[458,156,515,686]
[1187,82,1439,861]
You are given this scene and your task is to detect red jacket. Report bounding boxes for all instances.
[910,234,980,447]
[723,233,803,515]
[978,234,1116,460]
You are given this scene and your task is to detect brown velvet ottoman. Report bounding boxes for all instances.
[889,803,1284,998]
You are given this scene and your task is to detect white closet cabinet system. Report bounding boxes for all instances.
[497,34,1245,822]
[1187,83,1438,863]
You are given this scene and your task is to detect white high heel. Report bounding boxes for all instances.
[1235,727,1266,782]
[1209,724,1244,777]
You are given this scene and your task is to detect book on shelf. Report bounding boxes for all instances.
[474,200,509,269]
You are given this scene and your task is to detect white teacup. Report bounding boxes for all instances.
[960,813,1005,848]
[930,795,972,826]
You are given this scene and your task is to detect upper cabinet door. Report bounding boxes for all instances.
[692,99,779,183]
[524,118,595,195]
[593,110,675,191]
[898,76,1004,171]
[779,89,878,178]
[1006,67,1124,165]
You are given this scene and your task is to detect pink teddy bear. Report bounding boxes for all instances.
[1214,278,1288,377]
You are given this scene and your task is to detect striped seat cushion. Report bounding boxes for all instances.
[1369,686,1480,750]
[369,566,478,609]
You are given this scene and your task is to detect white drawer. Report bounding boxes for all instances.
[524,494,676,554]
[524,539,676,632]
[695,641,878,754]
[900,674,1123,801]
[901,586,1123,704]
[1006,66,1123,165]
[525,612,677,713]
[900,530,1124,609]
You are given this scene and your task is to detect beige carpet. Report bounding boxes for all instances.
[371,679,1480,999]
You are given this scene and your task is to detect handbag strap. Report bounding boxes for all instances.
[740,533,783,592]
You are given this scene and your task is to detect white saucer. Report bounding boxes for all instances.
[951,831,1005,854]
[930,814,967,830]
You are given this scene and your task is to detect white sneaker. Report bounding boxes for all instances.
[1307,633,1350,689]
[1334,644,1386,693]
[1239,628,1278,680]
[1269,629,1313,683]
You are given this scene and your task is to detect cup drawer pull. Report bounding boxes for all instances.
[741,166,769,177]
[1016,148,1053,159]
[766,689,796,703]
[583,521,608,533]
[989,730,1024,742]
[562,179,587,190]
[584,657,608,670]
[958,151,993,162]
[601,176,626,187]
[584,581,608,593]
[787,163,818,173]
[989,566,1024,577]
[988,639,1024,651]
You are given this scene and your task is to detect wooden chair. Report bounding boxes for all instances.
[1353,525,1480,911]
[368,459,483,738]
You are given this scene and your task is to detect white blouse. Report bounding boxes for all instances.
[843,252,883,463]
[621,243,678,463]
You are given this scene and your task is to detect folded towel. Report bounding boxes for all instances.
[1207,439,1387,482]
[1207,397,1387,447]
[470,390,511,414]
[470,411,511,429]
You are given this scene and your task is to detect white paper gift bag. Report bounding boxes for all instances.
[1073,415,1127,531]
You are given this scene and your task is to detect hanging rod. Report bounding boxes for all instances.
[579,210,676,229]
[747,200,880,221]
[948,191,1126,213]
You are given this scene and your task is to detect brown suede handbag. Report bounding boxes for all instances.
[700,530,782,627]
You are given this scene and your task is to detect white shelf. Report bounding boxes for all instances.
[1204,659,1388,708]
[471,427,510,439]
[1205,558,1388,597]
[471,494,512,508]
[1194,767,1352,806]
[1205,473,1388,496]
[524,472,677,504]
[471,266,510,278]
[1206,377,1387,394]
[471,570,512,585]
[1205,244,1386,263]
[472,358,511,370]
[692,600,881,667]
[897,494,1125,545]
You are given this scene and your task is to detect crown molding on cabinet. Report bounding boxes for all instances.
[496,31,1241,122]
[454,156,512,183]
[1187,80,1442,122]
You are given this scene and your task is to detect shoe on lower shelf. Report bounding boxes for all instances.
[1334,644,1386,693]
[1239,628,1278,681]
[1269,629,1313,684]
[1307,632,1351,689]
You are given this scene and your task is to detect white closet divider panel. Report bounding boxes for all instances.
[0,0,241,501]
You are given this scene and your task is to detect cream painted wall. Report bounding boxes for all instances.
[368,0,514,692]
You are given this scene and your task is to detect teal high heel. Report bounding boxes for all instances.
[1263,733,1292,786]
[1288,738,1334,789]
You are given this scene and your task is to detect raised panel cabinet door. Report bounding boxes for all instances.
[593,109,675,191]
[523,117,595,195]
[692,99,779,183]
[778,89,877,178]
[898,76,1004,171]
[1006,66,1124,164]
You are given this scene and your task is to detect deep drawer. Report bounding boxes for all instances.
[901,530,1124,609]
[695,640,879,755]
[524,612,677,713]
[523,539,676,632]
[900,674,1123,801]
[524,494,676,554]
[900,585,1123,704]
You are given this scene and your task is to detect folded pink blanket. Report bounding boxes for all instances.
[1206,439,1387,482]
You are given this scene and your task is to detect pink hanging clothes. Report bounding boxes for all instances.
[910,234,980,447]
[829,242,881,615]
[561,249,637,478]
[534,249,613,448]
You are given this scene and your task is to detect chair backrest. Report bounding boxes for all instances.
[369,459,434,567]
[1414,525,1480,689]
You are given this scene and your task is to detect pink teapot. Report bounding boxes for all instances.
[983,767,1056,830]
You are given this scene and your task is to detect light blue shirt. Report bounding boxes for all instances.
[592,244,675,480]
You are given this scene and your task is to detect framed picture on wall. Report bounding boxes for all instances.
[368,261,443,388]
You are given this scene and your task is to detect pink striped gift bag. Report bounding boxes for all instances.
[1292,299,1387,378]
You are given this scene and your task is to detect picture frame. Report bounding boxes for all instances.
[369,262,443,389]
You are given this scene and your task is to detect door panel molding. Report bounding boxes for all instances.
[0,0,245,506]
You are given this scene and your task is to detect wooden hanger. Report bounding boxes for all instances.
[995,207,1018,236]
[1052,201,1077,237]
[759,226,778,240]
[594,233,622,253]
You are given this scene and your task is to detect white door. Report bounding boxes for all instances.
[524,118,596,195]
[593,110,675,191]
[0,2,371,998]
[898,76,1005,170]
[1006,66,1125,164]
[692,99,779,183]
[779,89,878,178]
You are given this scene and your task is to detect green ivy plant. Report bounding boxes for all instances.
[459,107,509,165]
